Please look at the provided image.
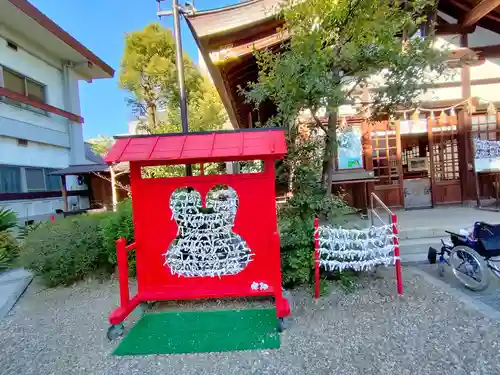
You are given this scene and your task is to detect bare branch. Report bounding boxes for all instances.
[92,172,131,192]
[312,113,328,133]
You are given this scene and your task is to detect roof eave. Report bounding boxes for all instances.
[7,0,114,79]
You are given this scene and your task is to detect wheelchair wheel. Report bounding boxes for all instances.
[449,246,489,291]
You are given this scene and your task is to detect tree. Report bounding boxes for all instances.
[119,23,227,135]
[243,0,448,191]
[87,135,114,156]
[119,23,228,178]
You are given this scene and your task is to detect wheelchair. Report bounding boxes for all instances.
[428,221,500,291]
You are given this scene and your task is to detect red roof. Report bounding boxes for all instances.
[104,129,287,164]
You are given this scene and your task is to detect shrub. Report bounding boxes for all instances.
[0,207,18,232]
[101,199,135,273]
[19,215,109,287]
[0,232,19,271]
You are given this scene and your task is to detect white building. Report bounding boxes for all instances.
[0,0,114,223]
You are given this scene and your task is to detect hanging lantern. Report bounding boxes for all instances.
[487,102,497,116]
[450,107,456,117]
[411,108,420,121]
[430,110,435,120]
[439,110,448,124]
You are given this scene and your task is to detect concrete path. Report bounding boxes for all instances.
[413,263,500,316]
[0,268,33,319]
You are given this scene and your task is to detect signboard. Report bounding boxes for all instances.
[400,119,428,135]
[474,138,500,172]
[337,125,363,169]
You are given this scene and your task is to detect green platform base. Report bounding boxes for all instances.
[113,308,280,356]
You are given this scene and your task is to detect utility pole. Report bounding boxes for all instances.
[157,0,195,175]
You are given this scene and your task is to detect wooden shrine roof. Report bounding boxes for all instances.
[186,0,500,129]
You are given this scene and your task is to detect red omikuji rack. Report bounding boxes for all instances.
[104,129,291,330]
[313,215,403,298]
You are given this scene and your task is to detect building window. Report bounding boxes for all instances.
[0,66,47,116]
[25,168,46,192]
[0,166,22,194]
[0,166,61,195]
[45,169,61,191]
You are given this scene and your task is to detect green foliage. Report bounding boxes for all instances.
[101,199,135,273]
[119,23,228,179]
[19,215,109,287]
[0,232,19,271]
[87,135,114,156]
[0,208,19,271]
[279,137,354,287]
[242,0,448,185]
[119,23,228,136]
[0,207,18,232]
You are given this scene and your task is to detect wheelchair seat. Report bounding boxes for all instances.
[474,222,500,257]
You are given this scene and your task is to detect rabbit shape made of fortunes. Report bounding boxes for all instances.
[164,187,253,277]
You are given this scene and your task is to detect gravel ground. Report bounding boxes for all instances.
[1,268,500,375]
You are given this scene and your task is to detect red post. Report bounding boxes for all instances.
[391,214,403,296]
[50,215,55,222]
[116,237,130,307]
[314,217,320,298]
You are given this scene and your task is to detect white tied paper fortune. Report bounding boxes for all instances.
[164,188,253,278]
[316,225,397,272]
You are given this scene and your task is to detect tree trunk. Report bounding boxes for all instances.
[321,110,338,195]
[287,125,299,194]
[147,103,157,130]
[110,167,118,212]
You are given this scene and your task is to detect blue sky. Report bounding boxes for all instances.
[31,0,236,139]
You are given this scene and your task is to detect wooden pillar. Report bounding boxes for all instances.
[457,110,471,202]
[61,175,68,212]
[461,34,471,99]
[427,118,436,207]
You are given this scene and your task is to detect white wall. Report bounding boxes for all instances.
[0,24,90,220]
[434,12,500,104]
[0,135,69,168]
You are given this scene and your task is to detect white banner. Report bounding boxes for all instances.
[474,139,500,172]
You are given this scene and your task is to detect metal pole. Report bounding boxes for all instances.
[172,0,191,175]
[172,0,188,133]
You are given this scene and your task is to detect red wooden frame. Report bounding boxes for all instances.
[313,214,403,298]
[106,130,290,325]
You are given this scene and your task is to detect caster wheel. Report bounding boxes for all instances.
[438,262,445,278]
[277,318,285,333]
[107,324,124,341]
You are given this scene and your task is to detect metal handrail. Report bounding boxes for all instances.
[370,192,395,226]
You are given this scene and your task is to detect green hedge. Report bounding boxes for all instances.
[18,199,136,287]
[101,199,136,274]
[19,215,111,287]
[0,232,19,271]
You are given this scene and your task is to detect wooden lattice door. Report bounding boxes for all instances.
[429,119,461,204]
[371,121,403,207]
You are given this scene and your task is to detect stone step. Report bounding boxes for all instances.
[399,237,443,265]
[398,227,450,240]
